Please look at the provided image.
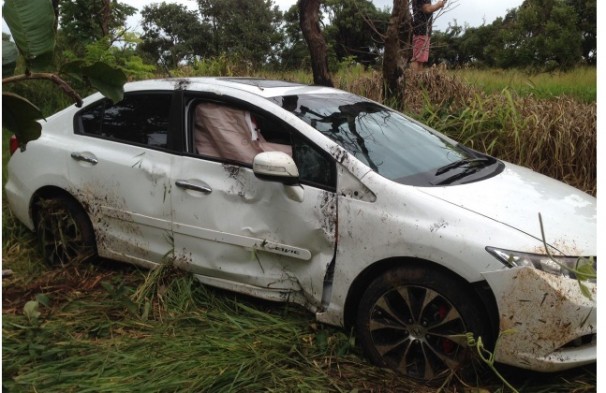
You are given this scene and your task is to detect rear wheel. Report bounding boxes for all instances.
[356,265,490,383]
[34,196,96,265]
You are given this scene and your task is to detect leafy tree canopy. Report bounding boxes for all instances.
[2,0,127,148]
[139,2,211,68]
[59,0,136,55]
[197,0,283,67]
[323,0,390,67]
[430,0,594,70]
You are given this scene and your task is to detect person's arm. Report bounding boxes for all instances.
[422,0,446,14]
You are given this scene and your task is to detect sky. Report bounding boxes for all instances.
[1,1,525,37]
[118,0,525,33]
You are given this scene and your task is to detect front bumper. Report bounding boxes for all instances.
[482,266,596,372]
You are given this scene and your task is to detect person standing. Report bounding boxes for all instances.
[411,0,447,72]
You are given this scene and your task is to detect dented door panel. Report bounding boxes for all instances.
[171,157,336,307]
[67,137,174,267]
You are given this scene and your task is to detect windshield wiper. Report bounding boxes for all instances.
[434,157,492,176]
[434,166,482,185]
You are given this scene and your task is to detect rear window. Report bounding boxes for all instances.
[75,93,172,149]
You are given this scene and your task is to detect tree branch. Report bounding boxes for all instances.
[3,73,83,107]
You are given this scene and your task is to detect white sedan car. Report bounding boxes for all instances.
[6,78,596,381]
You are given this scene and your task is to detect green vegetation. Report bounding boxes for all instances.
[452,67,597,103]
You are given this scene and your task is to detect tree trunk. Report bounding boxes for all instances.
[298,0,333,87]
[52,0,60,31]
[382,0,410,102]
[100,0,111,37]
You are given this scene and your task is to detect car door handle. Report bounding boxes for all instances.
[70,152,98,165]
[175,180,212,194]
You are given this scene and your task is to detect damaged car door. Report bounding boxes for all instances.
[69,92,177,267]
[170,95,338,307]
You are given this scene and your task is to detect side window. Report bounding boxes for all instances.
[192,101,292,165]
[76,93,172,149]
[191,100,335,190]
[292,134,336,190]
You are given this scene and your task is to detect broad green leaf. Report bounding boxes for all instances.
[578,281,593,300]
[2,92,44,147]
[2,38,18,77]
[83,62,127,103]
[575,257,596,281]
[23,300,41,322]
[29,50,56,72]
[35,293,50,307]
[2,0,56,71]
[59,60,86,84]
[61,60,126,103]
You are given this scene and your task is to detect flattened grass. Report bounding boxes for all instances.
[2,203,419,392]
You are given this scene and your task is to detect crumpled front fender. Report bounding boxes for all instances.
[482,267,596,371]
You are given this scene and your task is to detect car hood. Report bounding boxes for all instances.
[417,162,597,256]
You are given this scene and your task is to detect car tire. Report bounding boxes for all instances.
[355,264,490,383]
[34,196,97,265]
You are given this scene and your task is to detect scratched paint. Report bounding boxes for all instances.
[483,267,596,371]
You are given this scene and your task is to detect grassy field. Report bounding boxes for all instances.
[2,67,597,392]
[451,67,597,104]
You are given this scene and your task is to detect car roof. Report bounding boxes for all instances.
[123,77,346,99]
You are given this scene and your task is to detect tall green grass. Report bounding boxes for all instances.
[2,239,596,392]
[451,67,597,103]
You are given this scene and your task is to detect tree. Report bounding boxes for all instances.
[197,0,283,67]
[59,0,136,54]
[565,0,596,64]
[298,0,333,86]
[429,23,465,66]
[382,0,409,100]
[323,0,389,67]
[498,0,582,70]
[56,0,150,84]
[2,0,126,148]
[274,4,311,70]
[139,2,211,68]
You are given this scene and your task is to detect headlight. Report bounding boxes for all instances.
[486,247,595,282]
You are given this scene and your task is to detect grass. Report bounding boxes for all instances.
[451,67,597,104]
[3,67,596,392]
[2,231,427,392]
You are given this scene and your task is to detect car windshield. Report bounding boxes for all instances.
[270,93,501,186]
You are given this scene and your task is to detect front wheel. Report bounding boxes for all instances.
[355,265,490,383]
[34,196,97,265]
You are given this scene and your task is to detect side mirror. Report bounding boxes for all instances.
[253,151,299,184]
